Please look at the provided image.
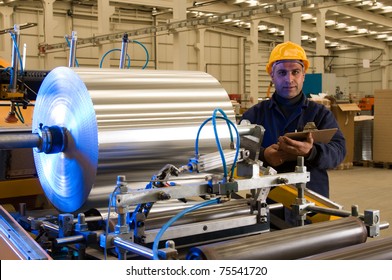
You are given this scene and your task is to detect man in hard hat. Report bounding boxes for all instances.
[241,41,346,198]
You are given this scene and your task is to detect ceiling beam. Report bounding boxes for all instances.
[261,16,387,50]
[110,0,174,9]
[323,1,392,29]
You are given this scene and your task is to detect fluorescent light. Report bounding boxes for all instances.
[335,23,347,29]
[325,20,336,26]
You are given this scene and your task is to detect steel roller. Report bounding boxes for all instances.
[32,67,237,213]
[186,216,368,260]
[302,236,392,260]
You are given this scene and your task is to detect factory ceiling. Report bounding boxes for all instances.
[1,0,391,51]
[188,0,392,50]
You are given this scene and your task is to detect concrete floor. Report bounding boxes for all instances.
[328,166,392,239]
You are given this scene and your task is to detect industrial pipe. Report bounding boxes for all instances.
[113,237,154,259]
[119,33,129,69]
[68,31,78,68]
[0,132,40,149]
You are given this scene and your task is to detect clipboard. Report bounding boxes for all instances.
[284,128,338,143]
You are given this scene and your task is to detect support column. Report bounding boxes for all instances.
[97,0,115,68]
[41,0,57,69]
[283,7,301,44]
[194,28,205,72]
[172,0,187,70]
[239,37,245,99]
[248,18,260,107]
[315,9,328,74]
[0,7,14,62]
[381,47,390,89]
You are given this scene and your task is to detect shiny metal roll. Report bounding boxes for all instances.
[33,67,235,213]
[302,236,392,260]
[186,217,368,260]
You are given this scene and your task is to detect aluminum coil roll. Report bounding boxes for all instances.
[32,67,235,213]
[186,217,368,260]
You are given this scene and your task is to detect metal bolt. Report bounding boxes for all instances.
[166,240,175,249]
[277,177,289,184]
[351,205,359,216]
[117,175,126,183]
[78,213,85,224]
[158,191,171,200]
[19,203,26,217]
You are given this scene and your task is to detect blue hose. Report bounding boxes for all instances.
[213,108,234,142]
[131,40,149,69]
[10,32,24,73]
[15,103,25,123]
[195,113,240,179]
[99,48,131,68]
[152,198,220,260]
[211,109,233,179]
[9,33,24,89]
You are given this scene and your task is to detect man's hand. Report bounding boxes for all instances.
[264,144,294,167]
[264,133,314,167]
[278,132,314,157]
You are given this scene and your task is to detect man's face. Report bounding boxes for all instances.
[270,61,305,99]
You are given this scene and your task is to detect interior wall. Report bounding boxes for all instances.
[330,47,392,100]
[1,3,244,99]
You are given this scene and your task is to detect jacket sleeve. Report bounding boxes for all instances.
[305,108,346,169]
[240,105,259,124]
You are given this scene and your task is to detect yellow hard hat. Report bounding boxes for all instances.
[266,41,310,74]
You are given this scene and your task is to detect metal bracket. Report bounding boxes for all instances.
[209,181,239,195]
[364,209,380,237]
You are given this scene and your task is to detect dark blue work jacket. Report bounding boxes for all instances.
[241,93,346,197]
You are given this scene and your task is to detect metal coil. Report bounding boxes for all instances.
[32,67,236,212]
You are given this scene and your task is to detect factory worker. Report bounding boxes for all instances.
[241,41,346,198]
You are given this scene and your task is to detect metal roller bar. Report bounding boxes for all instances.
[40,221,59,235]
[144,201,283,230]
[306,204,352,217]
[113,237,154,259]
[306,205,390,231]
[0,132,40,149]
[55,235,85,246]
[302,236,392,260]
[186,216,368,260]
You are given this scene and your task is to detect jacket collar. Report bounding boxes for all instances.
[268,92,309,110]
